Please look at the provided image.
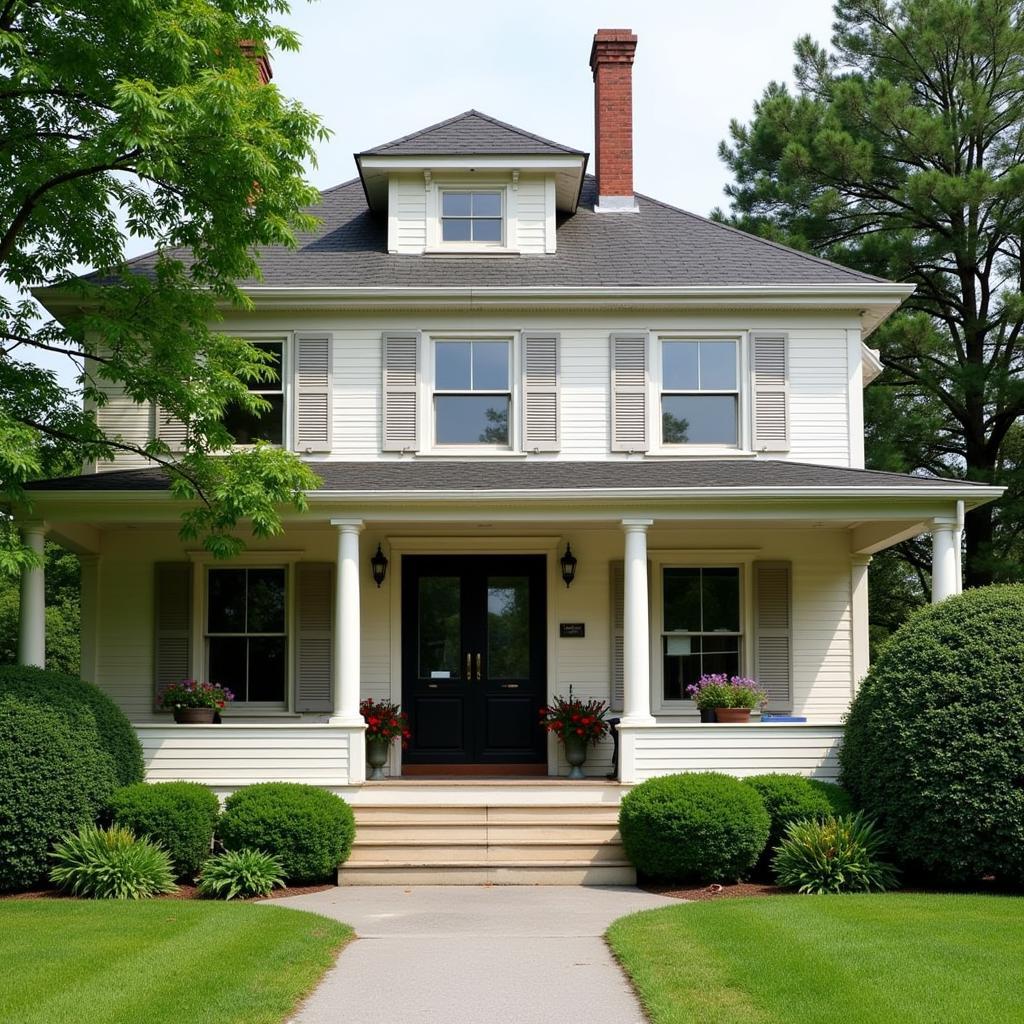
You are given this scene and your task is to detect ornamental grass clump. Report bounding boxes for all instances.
[686,674,767,710]
[197,848,285,900]
[772,813,899,894]
[49,824,177,899]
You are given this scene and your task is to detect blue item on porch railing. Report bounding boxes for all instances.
[760,714,808,723]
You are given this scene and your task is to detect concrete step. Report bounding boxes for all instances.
[338,860,637,886]
[355,820,621,842]
[345,781,629,807]
[352,803,622,824]
[348,839,626,865]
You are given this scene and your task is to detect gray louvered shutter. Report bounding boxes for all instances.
[294,562,334,713]
[382,331,419,451]
[294,332,332,452]
[610,333,648,452]
[154,404,188,452]
[522,332,560,452]
[610,560,625,710]
[753,561,793,712]
[751,333,790,451]
[154,562,192,708]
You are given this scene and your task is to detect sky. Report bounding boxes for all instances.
[20,0,839,390]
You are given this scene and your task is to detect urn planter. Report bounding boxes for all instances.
[173,707,217,724]
[562,733,588,779]
[366,735,391,780]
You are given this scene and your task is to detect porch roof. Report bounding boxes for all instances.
[25,459,1001,505]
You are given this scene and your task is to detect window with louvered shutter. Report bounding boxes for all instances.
[154,404,188,452]
[751,333,790,451]
[522,332,560,452]
[382,331,419,451]
[154,563,192,708]
[609,560,625,711]
[753,561,793,711]
[294,333,332,452]
[294,562,334,713]
[610,333,649,452]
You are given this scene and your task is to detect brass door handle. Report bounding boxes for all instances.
[465,652,471,680]
[475,653,481,680]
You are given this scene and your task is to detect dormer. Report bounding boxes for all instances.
[354,110,588,256]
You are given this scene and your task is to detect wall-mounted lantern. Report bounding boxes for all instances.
[559,542,578,588]
[370,543,389,588]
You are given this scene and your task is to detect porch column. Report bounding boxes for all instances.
[331,519,364,724]
[850,555,871,695]
[931,517,959,603]
[621,519,654,724]
[18,524,46,668]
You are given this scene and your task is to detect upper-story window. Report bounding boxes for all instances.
[434,339,511,446]
[661,339,739,446]
[441,191,503,244]
[223,340,284,445]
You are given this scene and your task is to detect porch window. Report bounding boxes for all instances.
[433,339,511,446]
[661,567,741,701]
[661,339,739,446]
[206,567,287,704]
[440,190,503,244]
[222,340,285,445]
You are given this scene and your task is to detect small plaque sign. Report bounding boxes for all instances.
[559,622,586,638]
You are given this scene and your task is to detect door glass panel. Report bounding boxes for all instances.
[418,576,461,679]
[487,576,530,679]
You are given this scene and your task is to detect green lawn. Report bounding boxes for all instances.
[0,901,351,1024]
[607,893,1023,1024]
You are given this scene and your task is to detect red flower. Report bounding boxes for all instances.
[368,716,380,726]
[571,713,580,722]
[581,716,592,725]
[575,728,585,736]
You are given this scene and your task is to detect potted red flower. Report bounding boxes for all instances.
[360,698,410,780]
[159,679,234,724]
[539,689,610,779]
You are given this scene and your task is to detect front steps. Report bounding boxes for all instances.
[339,781,634,885]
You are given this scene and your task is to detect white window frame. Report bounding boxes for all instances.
[439,189,505,246]
[222,331,292,450]
[650,553,755,715]
[424,178,519,254]
[418,331,524,456]
[650,332,752,456]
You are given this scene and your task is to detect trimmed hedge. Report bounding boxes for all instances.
[0,697,117,891]
[743,774,838,877]
[111,782,220,880]
[808,779,853,816]
[0,666,143,786]
[618,772,770,883]
[840,585,1024,884]
[218,783,355,884]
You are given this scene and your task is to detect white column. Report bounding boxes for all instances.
[850,554,871,695]
[621,519,654,724]
[931,518,958,603]
[18,524,46,668]
[331,519,364,724]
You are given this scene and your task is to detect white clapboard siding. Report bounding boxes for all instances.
[751,332,790,451]
[788,328,850,466]
[294,333,332,452]
[515,177,548,254]
[395,175,427,253]
[521,332,560,451]
[92,384,153,469]
[610,332,648,452]
[137,724,354,786]
[631,724,844,781]
[381,331,419,451]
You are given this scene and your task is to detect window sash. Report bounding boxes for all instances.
[432,339,512,447]
[440,190,504,244]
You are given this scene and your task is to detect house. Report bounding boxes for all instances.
[15,29,1000,882]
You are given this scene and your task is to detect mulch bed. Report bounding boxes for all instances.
[1,883,335,902]
[641,881,784,901]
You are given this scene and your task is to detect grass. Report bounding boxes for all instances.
[607,893,1023,1024]
[0,901,351,1024]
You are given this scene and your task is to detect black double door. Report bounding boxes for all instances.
[401,555,547,767]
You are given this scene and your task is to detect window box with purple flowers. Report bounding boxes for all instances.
[159,680,235,724]
[686,674,768,723]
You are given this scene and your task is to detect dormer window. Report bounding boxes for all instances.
[441,191,503,244]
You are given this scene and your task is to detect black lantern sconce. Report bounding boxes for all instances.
[370,543,389,588]
[559,542,578,588]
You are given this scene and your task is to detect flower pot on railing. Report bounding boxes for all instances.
[713,707,752,723]
[173,707,217,725]
[159,680,234,724]
[687,674,767,723]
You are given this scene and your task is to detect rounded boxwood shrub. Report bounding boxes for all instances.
[0,696,118,891]
[0,666,143,787]
[840,585,1024,884]
[742,774,837,876]
[111,782,220,880]
[618,772,770,883]
[807,779,853,816]
[218,783,355,884]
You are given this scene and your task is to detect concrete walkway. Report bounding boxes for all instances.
[274,886,677,1024]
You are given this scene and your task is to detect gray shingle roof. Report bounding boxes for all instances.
[357,110,586,156]
[25,460,986,493]
[104,176,883,290]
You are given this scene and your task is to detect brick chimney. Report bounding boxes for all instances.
[240,40,273,84]
[589,28,638,213]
